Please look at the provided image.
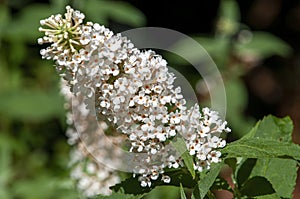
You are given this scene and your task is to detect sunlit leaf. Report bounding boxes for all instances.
[250,158,297,198]
[241,115,297,198]
[222,138,300,161]
[180,183,187,199]
[242,115,293,142]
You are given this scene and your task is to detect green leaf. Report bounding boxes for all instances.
[83,0,146,27]
[0,89,65,121]
[251,158,297,198]
[224,158,237,174]
[95,192,142,199]
[216,0,240,37]
[144,186,179,199]
[243,115,293,142]
[180,183,187,199]
[171,138,196,178]
[254,193,281,199]
[224,78,255,137]
[111,175,152,195]
[239,115,297,198]
[5,4,60,42]
[0,4,10,41]
[221,138,300,161]
[219,0,240,22]
[51,0,68,11]
[192,162,224,199]
[166,36,219,66]
[235,31,292,58]
[240,176,275,197]
[236,158,257,187]
[0,134,13,199]
[12,174,78,199]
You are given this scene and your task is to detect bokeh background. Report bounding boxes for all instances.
[0,0,299,198]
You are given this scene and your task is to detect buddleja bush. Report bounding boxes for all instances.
[38,6,300,199]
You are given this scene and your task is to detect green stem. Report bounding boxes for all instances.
[233,187,242,199]
[207,190,216,199]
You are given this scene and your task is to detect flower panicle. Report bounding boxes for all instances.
[38,5,231,192]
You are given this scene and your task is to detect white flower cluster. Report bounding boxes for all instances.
[39,6,230,192]
[182,105,229,172]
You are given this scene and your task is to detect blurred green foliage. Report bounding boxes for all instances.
[0,0,145,198]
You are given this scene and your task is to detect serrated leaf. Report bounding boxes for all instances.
[192,162,224,199]
[239,115,297,198]
[235,31,292,58]
[221,138,300,161]
[171,138,195,178]
[240,176,275,197]
[95,192,142,199]
[180,183,187,199]
[242,115,293,142]
[251,158,297,198]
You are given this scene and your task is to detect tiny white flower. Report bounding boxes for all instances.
[161,175,171,183]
